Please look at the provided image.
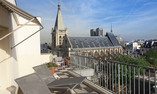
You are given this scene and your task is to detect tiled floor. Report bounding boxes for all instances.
[54,67,99,94]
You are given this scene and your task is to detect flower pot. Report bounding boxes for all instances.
[49,67,56,74]
[65,60,70,66]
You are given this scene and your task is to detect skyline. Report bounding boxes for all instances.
[17,0,157,43]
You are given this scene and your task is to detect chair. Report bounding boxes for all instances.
[15,73,70,94]
[55,57,65,68]
[33,64,86,93]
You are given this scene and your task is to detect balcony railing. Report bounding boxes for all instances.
[70,53,157,94]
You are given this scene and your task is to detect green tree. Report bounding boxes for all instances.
[113,55,150,87]
[115,55,150,66]
[144,49,157,66]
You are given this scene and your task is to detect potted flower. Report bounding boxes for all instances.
[46,62,57,74]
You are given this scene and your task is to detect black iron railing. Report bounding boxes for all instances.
[70,53,157,94]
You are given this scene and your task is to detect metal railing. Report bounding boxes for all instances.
[70,53,157,94]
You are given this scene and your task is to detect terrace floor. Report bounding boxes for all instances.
[53,67,99,94]
[17,67,104,94]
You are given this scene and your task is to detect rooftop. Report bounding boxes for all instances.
[69,32,121,50]
[17,66,111,94]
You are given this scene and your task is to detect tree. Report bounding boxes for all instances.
[144,49,157,66]
[115,55,150,66]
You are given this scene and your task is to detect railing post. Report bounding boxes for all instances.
[129,66,131,94]
[134,67,135,94]
[118,64,120,94]
[138,68,140,94]
[115,63,117,93]
[112,62,114,92]
[122,65,123,94]
[125,65,127,94]
[149,70,151,94]
[143,69,145,94]
[155,70,156,94]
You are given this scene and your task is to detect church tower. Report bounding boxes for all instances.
[51,2,68,56]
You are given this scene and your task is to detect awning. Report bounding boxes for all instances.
[0,0,42,26]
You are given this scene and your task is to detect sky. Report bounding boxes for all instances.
[16,0,157,43]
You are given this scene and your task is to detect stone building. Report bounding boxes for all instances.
[51,3,68,56]
[90,28,103,37]
[63,32,123,60]
[51,3,123,59]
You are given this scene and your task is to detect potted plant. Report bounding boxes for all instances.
[46,62,57,74]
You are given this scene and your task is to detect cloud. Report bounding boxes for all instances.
[17,0,157,43]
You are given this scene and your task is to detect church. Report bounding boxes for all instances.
[51,3,123,60]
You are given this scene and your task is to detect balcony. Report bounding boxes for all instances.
[16,53,157,94]
[16,63,111,94]
[70,53,157,94]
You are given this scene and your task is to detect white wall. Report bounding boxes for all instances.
[0,0,47,92]
[11,16,42,78]
[0,5,12,89]
[40,53,52,63]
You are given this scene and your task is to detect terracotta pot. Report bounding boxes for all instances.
[49,67,56,74]
[65,60,70,66]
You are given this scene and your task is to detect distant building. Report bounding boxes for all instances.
[125,40,143,56]
[90,28,103,36]
[140,39,157,55]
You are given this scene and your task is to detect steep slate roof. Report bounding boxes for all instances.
[69,37,113,49]
[106,32,120,46]
[68,32,120,50]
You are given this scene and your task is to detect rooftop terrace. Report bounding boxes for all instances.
[16,53,157,94]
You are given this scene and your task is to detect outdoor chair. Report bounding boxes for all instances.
[15,73,71,94]
[33,64,86,93]
[55,57,65,68]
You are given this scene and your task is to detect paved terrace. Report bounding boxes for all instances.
[17,66,112,94]
[53,67,99,94]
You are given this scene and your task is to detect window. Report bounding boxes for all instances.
[59,36,61,38]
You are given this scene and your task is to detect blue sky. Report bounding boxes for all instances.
[17,0,157,43]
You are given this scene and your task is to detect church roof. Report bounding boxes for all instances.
[54,4,65,31]
[68,32,120,50]
[106,32,120,46]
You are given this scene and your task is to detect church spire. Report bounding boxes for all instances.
[58,0,60,10]
[54,0,65,31]
[111,24,113,33]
